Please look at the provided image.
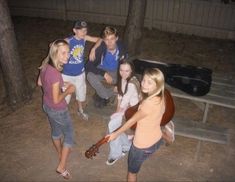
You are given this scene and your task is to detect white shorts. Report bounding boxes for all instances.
[62,72,86,103]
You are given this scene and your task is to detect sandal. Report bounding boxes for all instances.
[56,169,71,180]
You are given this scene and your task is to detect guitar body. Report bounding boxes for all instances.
[125,89,175,130]
[161,89,175,126]
[133,59,212,96]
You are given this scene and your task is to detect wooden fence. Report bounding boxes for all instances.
[8,0,235,40]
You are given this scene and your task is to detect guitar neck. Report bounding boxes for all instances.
[95,136,109,148]
[85,136,110,159]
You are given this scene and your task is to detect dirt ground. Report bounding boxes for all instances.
[0,16,235,182]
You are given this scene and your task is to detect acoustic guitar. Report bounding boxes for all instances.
[125,89,175,130]
[85,89,175,159]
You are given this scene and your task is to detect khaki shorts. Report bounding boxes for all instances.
[62,72,86,103]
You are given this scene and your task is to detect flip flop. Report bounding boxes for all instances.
[56,169,71,180]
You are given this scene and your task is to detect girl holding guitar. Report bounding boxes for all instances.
[106,59,141,165]
[106,68,166,182]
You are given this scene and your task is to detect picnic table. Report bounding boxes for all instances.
[166,73,235,159]
[133,58,234,159]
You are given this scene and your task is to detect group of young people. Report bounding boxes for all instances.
[37,20,166,181]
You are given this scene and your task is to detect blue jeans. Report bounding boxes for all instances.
[128,138,163,173]
[43,104,74,148]
[87,71,117,99]
[108,112,131,160]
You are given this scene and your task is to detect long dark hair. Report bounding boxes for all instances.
[117,59,136,96]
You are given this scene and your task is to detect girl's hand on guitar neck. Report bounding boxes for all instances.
[105,132,118,142]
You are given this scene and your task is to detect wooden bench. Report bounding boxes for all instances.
[168,74,235,123]
[166,73,235,140]
[134,58,234,159]
[167,74,235,144]
[173,118,229,144]
[166,73,234,159]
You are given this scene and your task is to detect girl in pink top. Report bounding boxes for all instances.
[107,68,165,182]
[38,39,75,180]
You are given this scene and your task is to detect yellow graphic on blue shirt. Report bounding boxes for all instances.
[69,45,84,64]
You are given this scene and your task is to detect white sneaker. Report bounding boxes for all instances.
[106,152,127,166]
[106,158,118,166]
[122,151,128,156]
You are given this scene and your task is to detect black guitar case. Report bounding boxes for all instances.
[133,59,212,96]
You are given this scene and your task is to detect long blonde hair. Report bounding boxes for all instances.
[38,39,69,71]
[143,68,165,100]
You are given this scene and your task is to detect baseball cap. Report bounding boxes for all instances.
[73,20,87,29]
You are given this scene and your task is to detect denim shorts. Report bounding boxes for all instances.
[43,104,74,148]
[128,138,163,173]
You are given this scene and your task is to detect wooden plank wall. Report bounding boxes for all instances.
[145,0,235,40]
[65,0,129,25]
[8,0,235,40]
